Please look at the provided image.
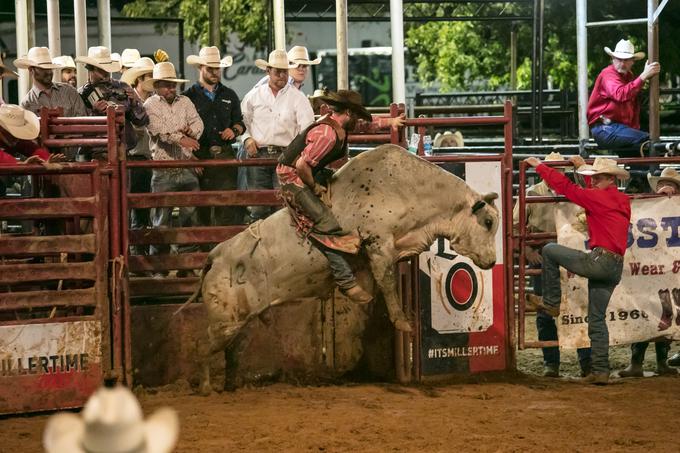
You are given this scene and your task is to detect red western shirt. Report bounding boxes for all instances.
[536,164,631,256]
[277,122,339,187]
[586,65,644,128]
[0,140,50,165]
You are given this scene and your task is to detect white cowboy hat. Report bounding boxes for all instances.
[76,46,122,73]
[433,130,464,148]
[648,167,680,192]
[43,386,179,453]
[287,46,321,65]
[0,104,40,140]
[577,157,630,179]
[604,39,645,61]
[121,57,155,86]
[187,46,233,68]
[141,62,189,91]
[120,48,141,68]
[255,49,298,71]
[0,55,18,78]
[52,55,76,69]
[14,47,63,70]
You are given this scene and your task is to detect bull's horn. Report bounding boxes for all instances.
[483,192,498,203]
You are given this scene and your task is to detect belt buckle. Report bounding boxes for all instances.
[267,145,278,155]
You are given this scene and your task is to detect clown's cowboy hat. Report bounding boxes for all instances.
[141,62,189,91]
[14,47,63,70]
[120,48,141,68]
[577,157,630,179]
[317,89,372,122]
[43,386,179,453]
[76,46,122,73]
[0,55,18,78]
[121,57,155,86]
[648,167,680,192]
[52,55,76,69]
[0,104,40,140]
[287,46,321,65]
[187,46,233,68]
[255,49,298,71]
[604,39,645,61]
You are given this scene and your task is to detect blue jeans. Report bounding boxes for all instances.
[246,149,280,221]
[541,243,623,374]
[591,123,649,154]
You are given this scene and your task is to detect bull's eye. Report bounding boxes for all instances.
[484,218,493,231]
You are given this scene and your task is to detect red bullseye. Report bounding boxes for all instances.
[450,269,473,305]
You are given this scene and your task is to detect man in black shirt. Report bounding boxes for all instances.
[184,46,245,226]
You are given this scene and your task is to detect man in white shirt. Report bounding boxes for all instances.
[241,49,314,221]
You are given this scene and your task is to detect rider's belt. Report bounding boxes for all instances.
[591,246,623,262]
[258,145,285,155]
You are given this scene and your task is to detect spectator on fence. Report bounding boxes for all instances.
[524,156,631,385]
[241,50,314,222]
[184,46,246,227]
[77,46,149,160]
[587,39,660,154]
[119,48,141,74]
[52,56,78,88]
[43,385,179,453]
[513,153,592,378]
[143,62,203,278]
[619,167,680,377]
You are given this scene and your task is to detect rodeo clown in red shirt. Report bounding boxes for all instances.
[525,155,631,385]
[276,90,374,305]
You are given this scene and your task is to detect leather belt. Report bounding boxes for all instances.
[258,145,285,155]
[592,247,623,262]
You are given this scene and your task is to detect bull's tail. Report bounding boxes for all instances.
[173,260,212,316]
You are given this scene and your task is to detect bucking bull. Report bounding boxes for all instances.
[180,144,500,392]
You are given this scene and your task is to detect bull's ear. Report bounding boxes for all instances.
[483,192,498,204]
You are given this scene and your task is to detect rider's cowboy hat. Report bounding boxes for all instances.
[0,104,40,140]
[648,167,680,192]
[255,49,298,71]
[121,57,155,86]
[317,89,372,122]
[120,48,141,68]
[577,157,630,179]
[141,62,189,91]
[287,46,321,65]
[604,39,645,61]
[14,47,63,70]
[52,55,76,69]
[0,55,18,78]
[187,46,233,68]
[76,46,122,73]
[43,386,179,453]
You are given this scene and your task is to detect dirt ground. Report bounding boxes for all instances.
[2,315,679,453]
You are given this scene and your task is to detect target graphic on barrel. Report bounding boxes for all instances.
[444,262,479,311]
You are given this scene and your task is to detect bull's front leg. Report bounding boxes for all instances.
[366,241,412,333]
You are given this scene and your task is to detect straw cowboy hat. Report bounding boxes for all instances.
[0,104,40,140]
[604,39,645,61]
[14,47,63,70]
[76,46,122,73]
[141,62,189,91]
[121,57,155,86]
[648,167,680,192]
[120,48,141,68]
[433,131,464,148]
[577,157,630,179]
[287,46,321,65]
[317,89,372,122]
[255,49,298,70]
[52,55,76,69]
[43,386,179,453]
[187,46,233,68]
[0,55,18,78]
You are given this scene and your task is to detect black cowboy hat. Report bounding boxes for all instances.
[317,89,372,122]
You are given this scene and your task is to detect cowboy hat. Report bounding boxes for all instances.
[648,167,680,192]
[43,386,179,453]
[0,104,40,140]
[187,46,233,68]
[433,131,464,148]
[14,47,63,70]
[0,55,18,78]
[255,49,298,71]
[76,46,122,73]
[120,48,141,68]
[604,39,645,61]
[317,89,372,122]
[577,157,630,179]
[141,62,189,91]
[287,46,321,65]
[121,57,155,86]
[52,55,76,69]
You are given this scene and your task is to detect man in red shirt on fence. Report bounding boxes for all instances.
[525,155,631,385]
[587,39,660,154]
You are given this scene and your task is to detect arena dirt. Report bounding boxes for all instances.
[2,316,678,452]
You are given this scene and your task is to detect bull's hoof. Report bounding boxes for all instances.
[198,382,213,397]
[394,319,413,333]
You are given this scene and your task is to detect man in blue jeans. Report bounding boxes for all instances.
[525,156,631,385]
